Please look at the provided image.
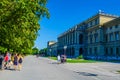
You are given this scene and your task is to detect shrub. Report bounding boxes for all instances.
[77,55,83,59]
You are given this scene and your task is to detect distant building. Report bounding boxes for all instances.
[57,11,120,60]
[47,41,57,56]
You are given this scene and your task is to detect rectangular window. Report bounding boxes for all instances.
[115,25,118,28]
[105,48,108,56]
[90,21,92,27]
[119,24,120,27]
[94,33,98,42]
[85,48,88,55]
[95,19,97,25]
[89,48,92,55]
[110,26,112,30]
[90,37,92,43]
[110,33,113,41]
[95,18,99,25]
[116,47,119,56]
[110,48,113,56]
[92,20,95,26]
[115,32,119,40]
[95,36,97,42]
[89,34,93,43]
[94,47,97,55]
[73,32,75,44]
[105,34,108,42]
[85,24,88,28]
[88,23,91,27]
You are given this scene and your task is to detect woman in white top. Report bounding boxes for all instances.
[57,55,61,64]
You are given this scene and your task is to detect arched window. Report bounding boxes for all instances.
[79,48,83,55]
[105,48,108,56]
[71,47,74,56]
[116,47,119,56]
[79,34,83,44]
[110,48,113,56]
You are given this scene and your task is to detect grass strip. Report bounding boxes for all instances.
[49,57,97,63]
[117,71,120,74]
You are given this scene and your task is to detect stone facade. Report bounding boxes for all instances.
[57,12,120,60]
[57,24,85,58]
[84,13,120,60]
[102,18,120,60]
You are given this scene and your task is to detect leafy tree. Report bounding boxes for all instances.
[0,0,49,54]
[32,47,39,55]
[39,48,47,56]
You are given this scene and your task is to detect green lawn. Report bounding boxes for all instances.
[117,71,120,74]
[50,57,57,60]
[49,57,98,63]
[67,59,97,63]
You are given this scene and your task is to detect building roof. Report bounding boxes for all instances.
[103,17,120,27]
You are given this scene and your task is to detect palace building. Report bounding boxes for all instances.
[48,11,120,60]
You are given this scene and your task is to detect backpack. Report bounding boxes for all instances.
[19,57,22,63]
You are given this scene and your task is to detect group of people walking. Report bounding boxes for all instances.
[0,52,23,71]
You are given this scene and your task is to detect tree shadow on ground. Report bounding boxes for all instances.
[75,71,98,76]
[51,62,58,64]
[3,68,16,71]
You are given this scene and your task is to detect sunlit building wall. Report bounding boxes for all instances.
[57,11,120,60]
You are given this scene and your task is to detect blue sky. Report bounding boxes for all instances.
[34,0,120,49]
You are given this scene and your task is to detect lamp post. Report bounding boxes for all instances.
[49,49,51,57]
[64,45,67,55]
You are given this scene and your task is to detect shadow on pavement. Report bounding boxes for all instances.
[51,62,58,64]
[2,68,16,71]
[75,71,98,76]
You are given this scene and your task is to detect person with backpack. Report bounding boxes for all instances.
[18,54,23,71]
[13,54,18,70]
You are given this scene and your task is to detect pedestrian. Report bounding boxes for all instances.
[7,52,11,69]
[18,54,23,71]
[61,55,64,63]
[8,53,14,70]
[57,54,61,64]
[3,52,9,69]
[63,54,67,62]
[0,53,4,70]
[13,54,18,70]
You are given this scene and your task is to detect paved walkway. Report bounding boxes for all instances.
[0,56,120,80]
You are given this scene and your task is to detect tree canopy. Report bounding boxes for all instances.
[0,0,49,54]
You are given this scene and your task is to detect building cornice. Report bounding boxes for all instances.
[58,11,119,38]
